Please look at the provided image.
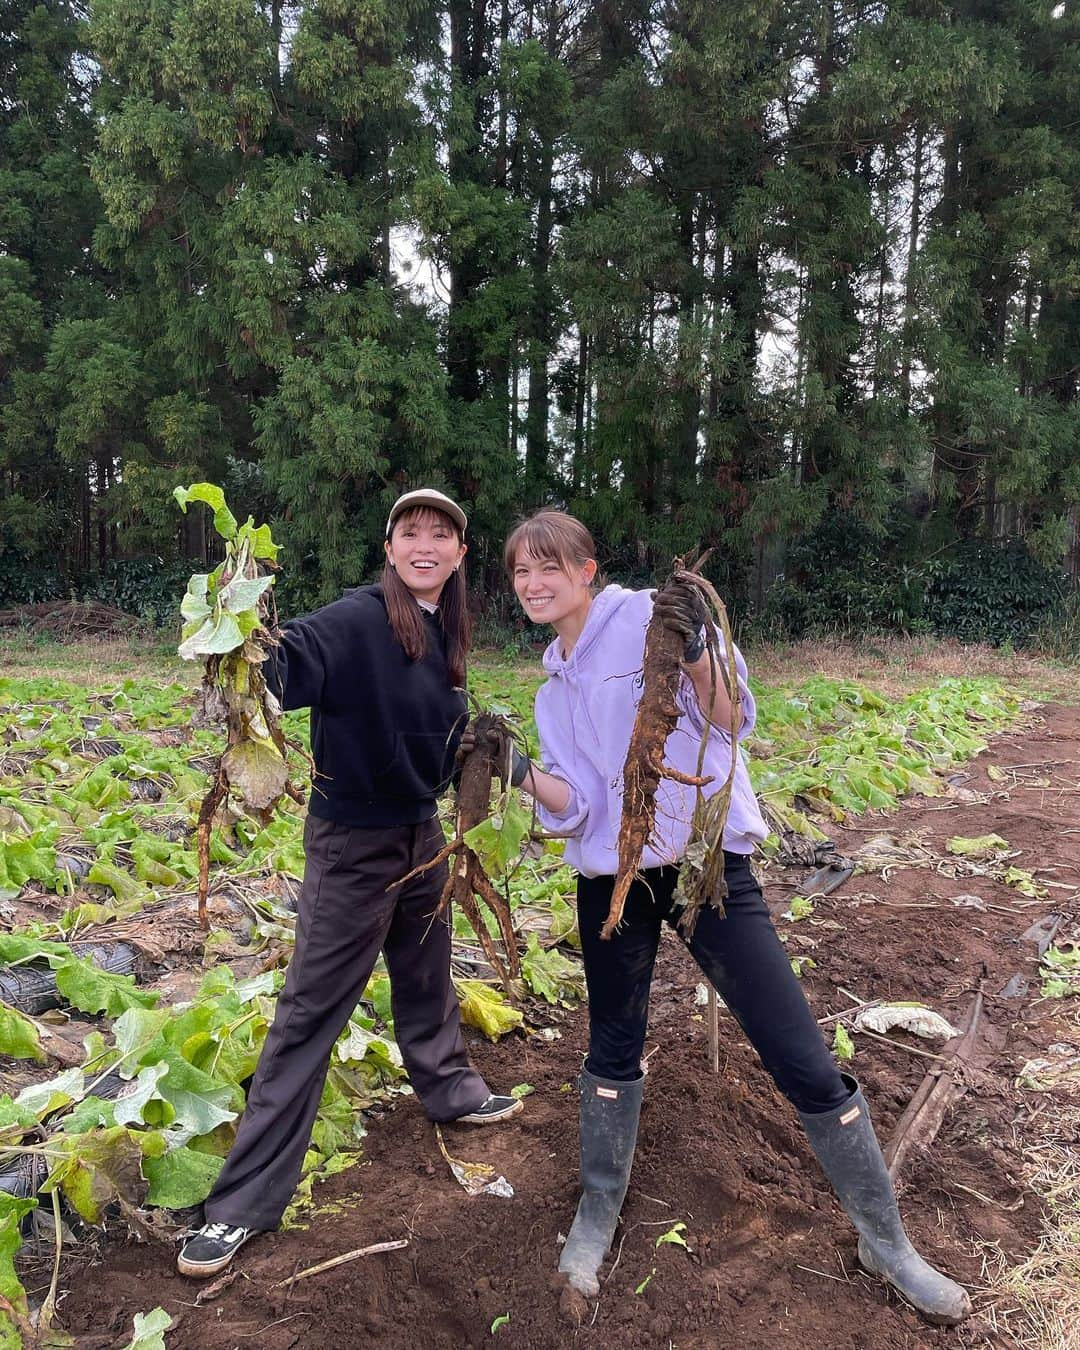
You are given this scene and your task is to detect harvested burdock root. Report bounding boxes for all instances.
[601,557,718,940]
[193,637,306,930]
[670,571,741,940]
[397,711,521,989]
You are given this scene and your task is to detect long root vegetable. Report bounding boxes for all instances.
[602,556,714,940]
[670,572,741,939]
[192,639,306,929]
[397,711,521,989]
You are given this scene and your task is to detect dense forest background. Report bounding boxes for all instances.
[1,0,1077,643]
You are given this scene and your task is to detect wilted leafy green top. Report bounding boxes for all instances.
[174,483,280,661]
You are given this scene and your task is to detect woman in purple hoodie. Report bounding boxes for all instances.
[487,509,970,1325]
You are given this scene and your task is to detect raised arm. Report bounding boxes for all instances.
[683,646,743,734]
[653,582,749,735]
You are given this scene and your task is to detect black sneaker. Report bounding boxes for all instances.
[177,1221,255,1277]
[456,1094,524,1125]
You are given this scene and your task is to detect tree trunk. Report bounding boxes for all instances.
[447,0,488,408]
[573,329,589,494]
[523,6,556,506]
[899,123,923,407]
[672,198,701,514]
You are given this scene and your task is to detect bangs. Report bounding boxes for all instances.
[392,505,461,537]
[505,519,563,568]
[503,511,595,577]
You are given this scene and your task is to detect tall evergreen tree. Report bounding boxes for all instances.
[90,0,452,598]
[0,0,1074,607]
[0,0,105,569]
[920,0,1079,561]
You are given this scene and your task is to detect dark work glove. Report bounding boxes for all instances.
[454,721,483,768]
[455,720,531,787]
[508,745,531,787]
[653,581,709,663]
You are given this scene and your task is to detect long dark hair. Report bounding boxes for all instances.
[381,507,471,687]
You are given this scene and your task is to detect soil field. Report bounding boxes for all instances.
[39,701,1079,1350]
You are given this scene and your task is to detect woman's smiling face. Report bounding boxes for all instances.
[385,508,466,603]
[512,548,595,629]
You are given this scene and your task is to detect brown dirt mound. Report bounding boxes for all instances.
[48,704,1080,1349]
[0,600,136,639]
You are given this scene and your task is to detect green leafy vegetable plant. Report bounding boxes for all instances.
[174,484,299,926]
[656,1222,689,1249]
[833,1025,856,1061]
[120,1307,173,1350]
[1040,945,1079,999]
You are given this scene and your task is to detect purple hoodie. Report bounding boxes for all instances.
[533,585,767,877]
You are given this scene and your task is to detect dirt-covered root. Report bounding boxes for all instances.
[402,840,521,989]
[604,562,741,942]
[604,557,728,940]
[453,868,515,987]
[393,710,523,988]
[602,610,685,939]
[468,860,519,981]
[670,569,741,940]
[398,838,457,886]
[195,760,229,930]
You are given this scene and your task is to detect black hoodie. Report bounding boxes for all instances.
[265,584,465,827]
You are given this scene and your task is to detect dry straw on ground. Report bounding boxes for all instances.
[976,1000,1080,1350]
[750,634,1080,704]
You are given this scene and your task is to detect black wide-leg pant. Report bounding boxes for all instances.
[204,815,489,1231]
[577,852,849,1115]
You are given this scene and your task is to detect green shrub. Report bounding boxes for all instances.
[758,514,928,638]
[1022,587,1080,659]
[79,556,193,626]
[758,516,1068,648]
[922,541,1066,647]
[0,547,64,608]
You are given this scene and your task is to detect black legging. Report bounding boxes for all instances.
[576,852,849,1115]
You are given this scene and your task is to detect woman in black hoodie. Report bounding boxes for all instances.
[178,489,520,1278]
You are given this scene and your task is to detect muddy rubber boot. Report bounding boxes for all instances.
[798,1076,972,1326]
[558,1069,644,1298]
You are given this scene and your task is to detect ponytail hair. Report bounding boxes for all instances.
[381,508,471,687]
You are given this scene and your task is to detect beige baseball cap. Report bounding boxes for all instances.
[385,488,467,538]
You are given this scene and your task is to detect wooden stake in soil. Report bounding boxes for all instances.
[707,986,720,1074]
[883,978,986,1179]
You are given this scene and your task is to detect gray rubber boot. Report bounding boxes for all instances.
[558,1069,644,1297]
[799,1076,972,1325]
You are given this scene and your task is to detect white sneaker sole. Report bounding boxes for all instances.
[177,1236,253,1278]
